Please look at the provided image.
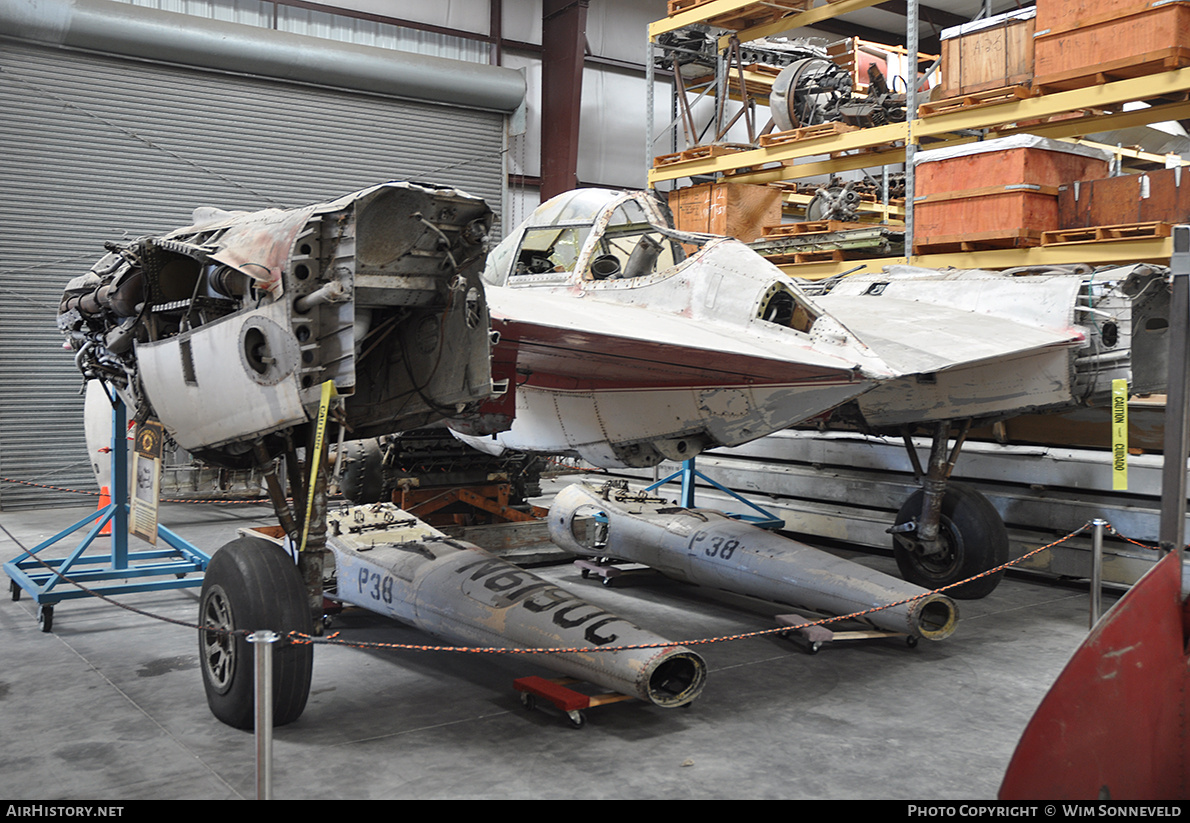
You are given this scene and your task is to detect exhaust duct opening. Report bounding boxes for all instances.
[916,597,959,640]
[646,652,707,707]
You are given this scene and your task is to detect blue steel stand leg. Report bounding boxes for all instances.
[680,458,696,509]
[2,390,212,631]
[644,455,783,529]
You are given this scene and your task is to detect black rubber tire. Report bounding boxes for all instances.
[198,536,314,730]
[337,438,386,504]
[892,483,1008,600]
[37,605,53,633]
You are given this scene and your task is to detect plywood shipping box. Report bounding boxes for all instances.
[1058,167,1190,228]
[914,135,1112,252]
[669,182,782,242]
[1033,0,1190,91]
[937,7,1036,98]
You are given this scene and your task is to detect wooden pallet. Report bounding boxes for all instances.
[667,0,811,29]
[653,143,751,169]
[760,121,859,147]
[825,139,907,162]
[1041,221,1173,246]
[764,249,848,265]
[762,220,872,237]
[1034,48,1190,95]
[918,84,1034,118]
[913,229,1042,255]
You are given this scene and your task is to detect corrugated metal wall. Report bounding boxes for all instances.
[0,38,506,509]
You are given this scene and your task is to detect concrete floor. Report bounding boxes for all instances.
[0,494,1116,801]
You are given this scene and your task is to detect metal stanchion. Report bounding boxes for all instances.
[249,630,279,800]
[1090,519,1107,627]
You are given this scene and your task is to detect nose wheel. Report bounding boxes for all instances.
[891,482,1008,599]
[891,421,1008,600]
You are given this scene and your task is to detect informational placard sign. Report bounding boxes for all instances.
[130,419,164,544]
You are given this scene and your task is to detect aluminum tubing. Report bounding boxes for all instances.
[548,482,959,641]
[329,529,706,707]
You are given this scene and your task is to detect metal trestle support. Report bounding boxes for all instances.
[3,394,211,631]
[645,456,783,529]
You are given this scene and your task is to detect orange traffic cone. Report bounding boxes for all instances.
[97,485,111,535]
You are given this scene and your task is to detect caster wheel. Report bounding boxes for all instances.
[601,577,614,588]
[37,605,53,633]
[520,692,536,712]
[10,580,20,602]
[567,710,586,729]
[580,569,590,579]
[906,635,919,648]
[806,640,821,655]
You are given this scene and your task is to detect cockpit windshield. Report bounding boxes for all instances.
[484,190,694,286]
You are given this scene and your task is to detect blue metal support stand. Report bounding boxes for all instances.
[644,456,783,529]
[3,393,211,631]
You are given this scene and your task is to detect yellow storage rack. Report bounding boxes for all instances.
[647,0,1190,277]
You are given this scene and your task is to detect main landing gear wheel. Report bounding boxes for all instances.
[892,483,1008,600]
[199,535,314,730]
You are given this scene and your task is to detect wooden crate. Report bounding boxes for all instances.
[1034,3,1190,92]
[914,189,1052,251]
[1034,0,1164,34]
[669,182,782,242]
[916,143,1110,195]
[914,138,1110,249]
[937,10,1035,98]
[1059,168,1190,228]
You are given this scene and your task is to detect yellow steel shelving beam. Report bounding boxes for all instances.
[650,121,908,184]
[647,0,886,42]
[715,0,886,48]
[915,68,1190,139]
[777,236,1174,280]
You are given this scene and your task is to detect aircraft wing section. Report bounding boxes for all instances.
[816,294,1087,426]
[488,286,870,389]
[816,294,1083,376]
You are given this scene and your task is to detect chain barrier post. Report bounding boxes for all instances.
[1090,519,1107,627]
[249,630,279,800]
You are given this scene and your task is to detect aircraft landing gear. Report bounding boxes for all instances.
[198,535,314,730]
[890,421,1008,599]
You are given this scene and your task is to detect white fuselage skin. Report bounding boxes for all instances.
[450,190,889,468]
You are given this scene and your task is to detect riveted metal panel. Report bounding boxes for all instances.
[0,38,504,509]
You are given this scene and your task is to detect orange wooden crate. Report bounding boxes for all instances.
[1034,0,1164,34]
[1034,3,1190,90]
[915,190,1053,249]
[669,181,781,242]
[916,145,1109,195]
[915,141,1109,247]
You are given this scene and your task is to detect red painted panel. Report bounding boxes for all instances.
[999,551,1189,800]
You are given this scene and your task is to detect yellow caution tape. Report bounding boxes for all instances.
[1111,378,1128,491]
[300,380,338,553]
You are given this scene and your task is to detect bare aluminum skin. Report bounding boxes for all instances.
[548,481,959,641]
[323,503,707,708]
